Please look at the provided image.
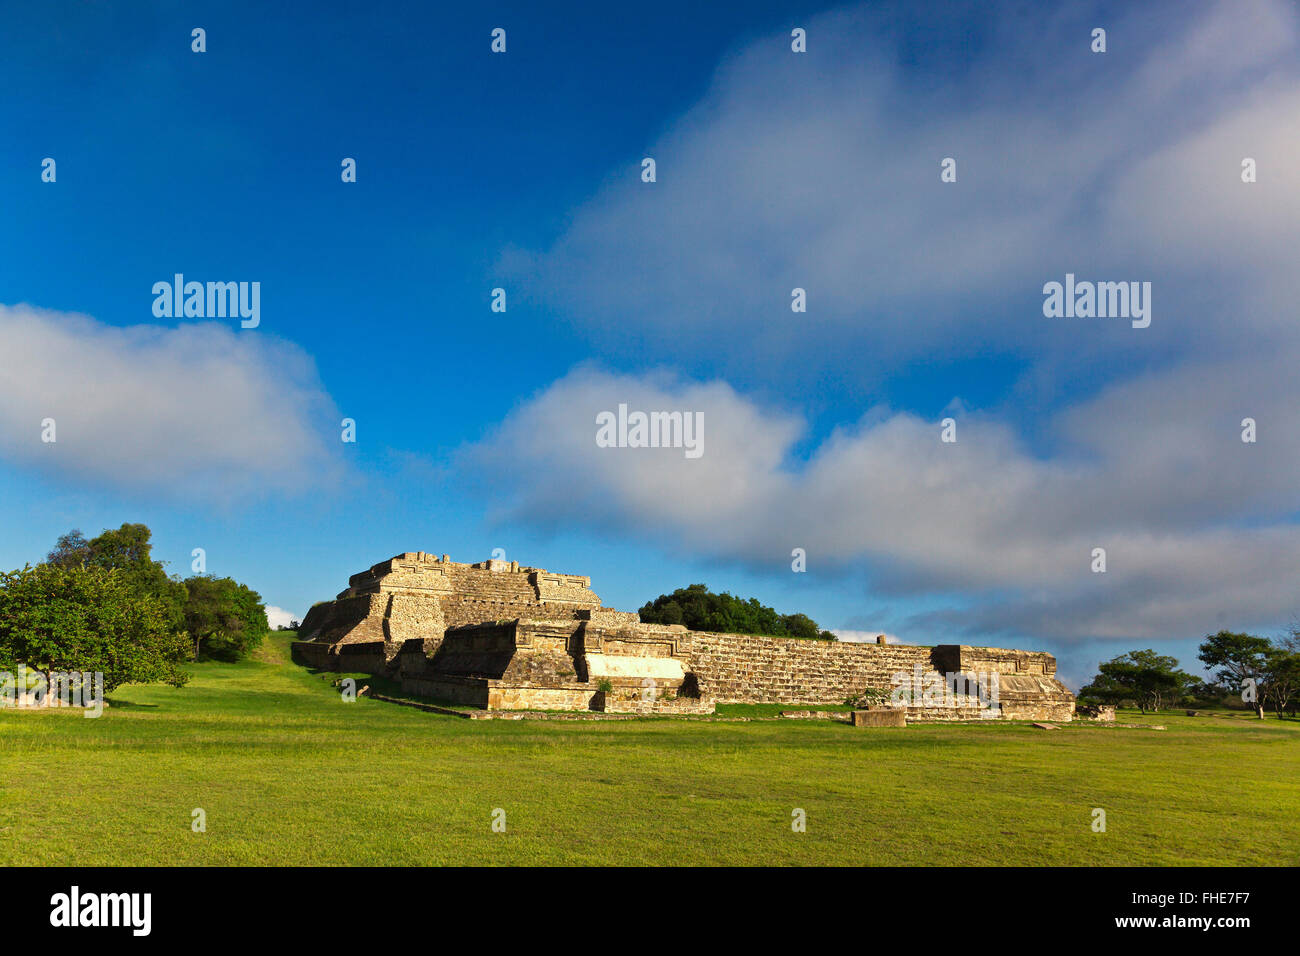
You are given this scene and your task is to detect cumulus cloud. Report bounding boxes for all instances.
[460,365,1300,645]
[502,0,1300,386]
[265,606,300,629]
[0,303,343,498]
[462,366,801,535]
[470,0,1300,651]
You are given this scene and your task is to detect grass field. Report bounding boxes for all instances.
[2,634,1297,866]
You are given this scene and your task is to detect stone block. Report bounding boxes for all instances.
[851,708,906,727]
[1077,704,1116,722]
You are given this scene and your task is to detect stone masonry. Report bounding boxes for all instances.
[293,552,1075,721]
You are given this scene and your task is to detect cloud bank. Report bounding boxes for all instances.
[0,303,342,499]
[503,0,1300,389]
[474,0,1300,649]
[462,364,1300,645]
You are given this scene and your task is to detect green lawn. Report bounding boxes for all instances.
[2,634,1296,866]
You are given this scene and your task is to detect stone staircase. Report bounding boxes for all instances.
[440,568,558,625]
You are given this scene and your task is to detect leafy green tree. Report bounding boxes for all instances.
[639,584,836,640]
[1198,631,1272,718]
[47,524,187,632]
[0,563,190,692]
[182,575,269,661]
[1183,678,1223,707]
[1078,649,1196,713]
[46,529,90,566]
[781,612,820,640]
[1262,650,1300,718]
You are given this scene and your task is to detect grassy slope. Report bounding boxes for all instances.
[1,634,1296,866]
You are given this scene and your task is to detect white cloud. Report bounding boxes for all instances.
[461,364,1300,645]
[472,0,1300,648]
[265,606,300,629]
[503,0,1300,381]
[0,303,343,498]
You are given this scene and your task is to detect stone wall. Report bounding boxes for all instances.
[674,632,1075,720]
[395,618,702,713]
[430,620,585,685]
[677,631,934,705]
[298,594,388,648]
[940,646,1075,721]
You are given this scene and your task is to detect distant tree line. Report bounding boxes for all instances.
[1079,629,1300,718]
[0,523,270,694]
[639,583,837,640]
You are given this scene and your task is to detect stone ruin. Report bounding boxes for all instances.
[293,552,1076,721]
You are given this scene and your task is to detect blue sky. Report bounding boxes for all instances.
[3,0,1299,689]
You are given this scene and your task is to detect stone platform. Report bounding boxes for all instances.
[293,552,1075,721]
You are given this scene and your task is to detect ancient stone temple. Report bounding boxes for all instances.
[293,552,1075,721]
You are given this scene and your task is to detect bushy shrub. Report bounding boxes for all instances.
[639,584,836,640]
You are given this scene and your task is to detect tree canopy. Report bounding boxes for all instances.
[0,563,190,692]
[0,523,272,696]
[47,523,187,632]
[1080,632,1300,719]
[182,575,269,661]
[1077,649,1196,713]
[639,584,836,640]
[1198,630,1273,718]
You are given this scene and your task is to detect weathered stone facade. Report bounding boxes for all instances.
[294,552,1075,721]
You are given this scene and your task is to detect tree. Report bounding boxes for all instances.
[46,529,90,566]
[0,563,190,693]
[1284,619,1300,656]
[39,523,270,664]
[1183,678,1222,706]
[1198,631,1272,718]
[182,575,269,661]
[639,584,836,640]
[1078,649,1196,713]
[1262,650,1300,719]
[1277,621,1300,717]
[47,524,187,632]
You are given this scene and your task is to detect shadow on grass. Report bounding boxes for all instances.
[303,666,479,713]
